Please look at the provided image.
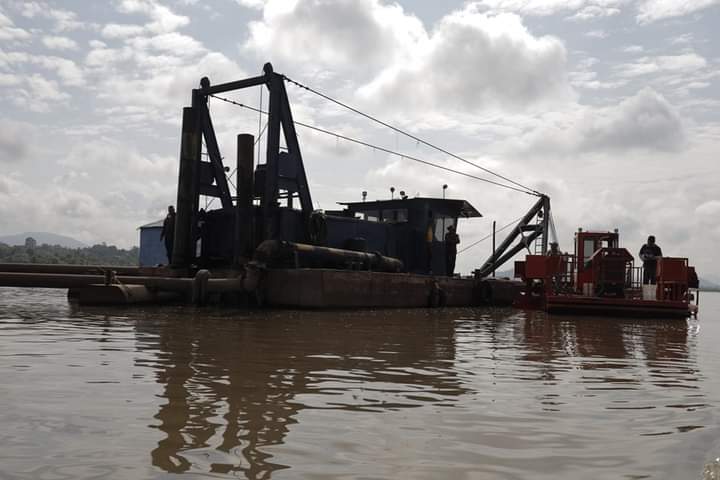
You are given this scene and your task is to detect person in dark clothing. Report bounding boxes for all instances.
[445,225,460,276]
[160,205,176,264]
[639,235,662,284]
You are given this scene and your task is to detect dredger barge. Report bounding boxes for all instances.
[0,64,700,317]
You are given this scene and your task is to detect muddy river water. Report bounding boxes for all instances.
[1,287,719,479]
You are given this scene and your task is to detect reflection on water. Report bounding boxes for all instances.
[137,309,467,477]
[1,288,720,479]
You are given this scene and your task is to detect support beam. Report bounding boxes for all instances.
[489,229,543,271]
[235,134,255,264]
[262,72,283,240]
[202,74,267,95]
[477,196,545,277]
[279,82,313,213]
[172,105,201,268]
[200,105,234,209]
[541,195,551,255]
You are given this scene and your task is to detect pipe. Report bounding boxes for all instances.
[0,272,243,293]
[253,240,404,273]
[0,263,150,276]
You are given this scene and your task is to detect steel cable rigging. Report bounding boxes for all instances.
[208,93,535,196]
[282,75,542,197]
[457,215,525,255]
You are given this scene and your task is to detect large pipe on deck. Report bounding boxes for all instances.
[0,272,243,293]
[253,240,404,273]
[0,263,151,276]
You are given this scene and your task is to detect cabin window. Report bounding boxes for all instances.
[434,217,456,241]
[363,210,379,222]
[382,208,408,223]
[583,239,595,262]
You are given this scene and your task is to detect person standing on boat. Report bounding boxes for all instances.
[445,225,460,276]
[639,235,662,284]
[160,205,176,264]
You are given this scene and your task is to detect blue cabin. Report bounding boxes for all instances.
[326,197,482,274]
[138,219,168,266]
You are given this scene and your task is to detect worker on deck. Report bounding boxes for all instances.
[445,225,460,276]
[639,235,662,284]
[546,241,564,292]
[160,205,176,264]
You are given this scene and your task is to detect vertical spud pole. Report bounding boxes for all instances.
[235,133,255,265]
[172,102,201,268]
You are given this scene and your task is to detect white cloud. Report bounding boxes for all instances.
[101,0,189,39]
[0,119,31,162]
[478,0,627,17]
[0,72,21,86]
[696,200,720,217]
[116,0,189,34]
[245,0,426,77]
[579,88,685,151]
[358,9,572,113]
[585,29,608,38]
[60,138,176,176]
[3,73,70,112]
[615,52,707,77]
[0,10,30,40]
[34,56,85,86]
[85,44,247,127]
[101,23,145,39]
[670,33,694,45]
[42,35,79,50]
[15,2,84,31]
[622,45,644,53]
[127,32,205,57]
[516,88,685,154]
[235,0,267,8]
[637,0,719,24]
[568,5,621,20]
[1,52,85,86]
[25,74,69,101]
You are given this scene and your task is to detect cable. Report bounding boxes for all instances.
[257,85,263,168]
[457,215,525,255]
[283,75,542,197]
[208,94,534,196]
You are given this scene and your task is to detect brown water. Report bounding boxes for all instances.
[1,288,719,480]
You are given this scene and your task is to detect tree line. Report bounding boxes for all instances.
[0,240,139,266]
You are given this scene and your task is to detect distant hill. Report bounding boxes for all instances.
[0,232,87,248]
[0,242,138,266]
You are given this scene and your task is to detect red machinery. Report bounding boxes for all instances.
[514,229,698,318]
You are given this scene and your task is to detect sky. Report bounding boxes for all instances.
[0,0,719,277]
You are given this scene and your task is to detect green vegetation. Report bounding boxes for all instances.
[0,240,139,266]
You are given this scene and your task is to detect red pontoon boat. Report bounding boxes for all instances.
[514,229,699,318]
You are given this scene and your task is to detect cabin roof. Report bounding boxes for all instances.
[139,219,164,229]
[338,197,482,218]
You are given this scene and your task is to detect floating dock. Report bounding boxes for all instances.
[0,262,522,308]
